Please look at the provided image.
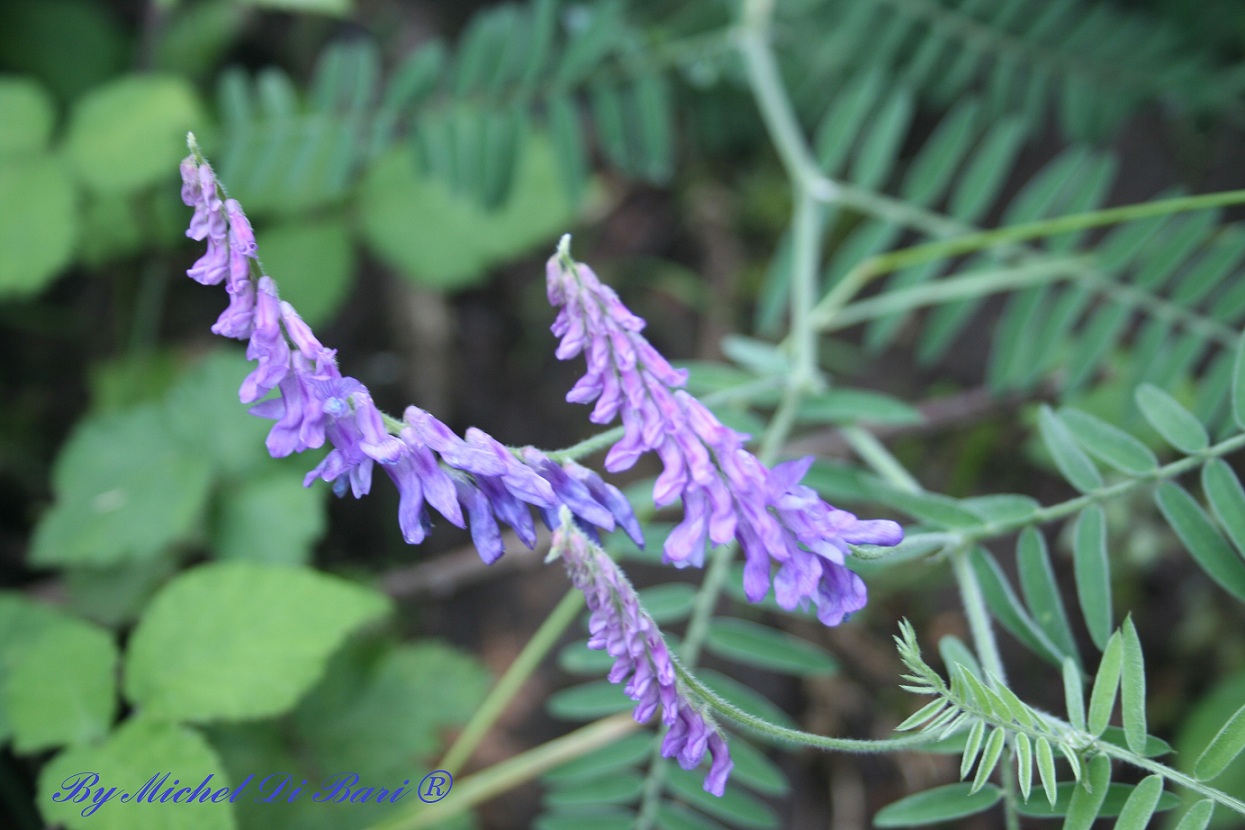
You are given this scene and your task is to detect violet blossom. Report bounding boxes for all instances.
[547,245,903,626]
[552,513,732,795]
[179,152,645,569]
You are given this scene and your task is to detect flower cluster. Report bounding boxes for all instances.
[552,514,732,795]
[547,249,903,626]
[179,153,641,565]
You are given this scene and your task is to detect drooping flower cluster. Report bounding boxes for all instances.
[179,153,642,565]
[547,248,904,626]
[552,513,732,795]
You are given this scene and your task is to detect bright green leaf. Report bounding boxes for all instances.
[0,76,55,155]
[1063,657,1086,733]
[125,562,390,721]
[1016,781,1179,819]
[65,75,203,194]
[1063,753,1111,830]
[0,152,77,298]
[38,716,234,830]
[30,404,214,567]
[1173,799,1215,830]
[1201,460,1245,561]
[253,217,355,327]
[1017,528,1080,668]
[973,726,1006,793]
[210,470,326,566]
[1088,632,1123,737]
[1114,775,1163,830]
[5,619,117,753]
[1193,701,1245,781]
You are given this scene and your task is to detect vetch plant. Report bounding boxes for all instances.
[178,136,905,796]
[9,1,1245,829]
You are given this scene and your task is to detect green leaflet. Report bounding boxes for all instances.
[874,782,1002,827]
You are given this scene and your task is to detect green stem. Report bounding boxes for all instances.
[675,661,934,752]
[364,714,639,830]
[438,588,585,776]
[1095,741,1245,816]
[841,426,922,494]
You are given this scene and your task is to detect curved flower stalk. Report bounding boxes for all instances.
[551,511,733,795]
[547,240,904,626]
[179,149,642,565]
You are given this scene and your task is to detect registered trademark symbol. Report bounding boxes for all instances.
[418,770,453,803]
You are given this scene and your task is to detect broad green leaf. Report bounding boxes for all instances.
[0,595,85,742]
[1114,775,1163,830]
[359,134,582,290]
[1073,506,1112,650]
[1120,616,1147,754]
[163,350,272,479]
[1173,800,1215,830]
[1088,632,1123,737]
[125,562,390,721]
[542,734,652,784]
[1193,701,1245,781]
[874,782,1001,827]
[1062,753,1111,830]
[1038,406,1103,493]
[1058,408,1157,475]
[547,680,633,720]
[38,716,234,830]
[0,152,77,298]
[1135,384,1208,453]
[0,76,55,154]
[253,217,355,327]
[544,771,644,806]
[5,619,117,752]
[1201,460,1245,560]
[1017,528,1080,668]
[210,470,326,566]
[30,404,214,567]
[1155,482,1245,602]
[664,766,778,830]
[706,618,838,676]
[65,75,204,194]
[0,0,129,101]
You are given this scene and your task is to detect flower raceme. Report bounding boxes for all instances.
[552,514,732,795]
[178,151,638,566]
[547,246,904,626]
[179,147,900,798]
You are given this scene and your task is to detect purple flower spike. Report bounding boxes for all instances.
[546,246,903,625]
[553,516,732,796]
[238,277,290,404]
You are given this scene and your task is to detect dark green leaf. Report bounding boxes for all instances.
[1038,406,1103,493]
[664,766,778,830]
[1017,528,1080,668]
[796,389,922,426]
[1201,460,1245,561]
[1058,408,1158,476]
[1073,505,1112,650]
[970,548,1065,666]
[1136,384,1208,454]
[543,734,652,784]
[545,771,644,806]
[0,152,76,298]
[547,680,633,720]
[1193,701,1245,782]
[874,782,1001,827]
[706,618,838,676]
[1155,482,1245,603]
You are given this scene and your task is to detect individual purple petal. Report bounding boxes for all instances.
[187,236,229,285]
[238,277,290,403]
[225,199,257,257]
[457,478,503,564]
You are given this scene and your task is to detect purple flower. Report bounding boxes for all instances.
[552,516,732,796]
[546,248,903,625]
